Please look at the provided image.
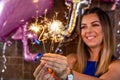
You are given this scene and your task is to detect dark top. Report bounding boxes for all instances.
[83,61,98,77]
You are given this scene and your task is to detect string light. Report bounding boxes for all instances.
[1,42,7,80]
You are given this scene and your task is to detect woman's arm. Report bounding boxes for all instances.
[99,60,120,80]
[72,60,120,80]
[39,53,120,80]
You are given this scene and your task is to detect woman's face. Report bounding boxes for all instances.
[81,13,104,48]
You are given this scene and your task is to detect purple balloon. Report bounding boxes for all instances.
[0,0,53,41]
[12,21,43,62]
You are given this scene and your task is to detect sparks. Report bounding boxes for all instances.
[29,23,42,33]
[28,13,65,42]
[49,20,63,33]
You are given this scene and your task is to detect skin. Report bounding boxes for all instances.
[33,13,120,80]
[33,61,55,80]
[80,13,103,61]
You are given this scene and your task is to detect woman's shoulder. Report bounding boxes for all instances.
[109,59,120,71]
[110,59,120,66]
[66,53,77,68]
[100,59,120,79]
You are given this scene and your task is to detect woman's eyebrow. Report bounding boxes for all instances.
[81,22,87,25]
[81,21,100,25]
[91,21,100,24]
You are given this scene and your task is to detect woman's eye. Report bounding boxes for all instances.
[80,25,85,29]
[92,24,100,27]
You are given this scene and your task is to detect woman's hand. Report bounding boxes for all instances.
[41,53,71,80]
[33,61,55,80]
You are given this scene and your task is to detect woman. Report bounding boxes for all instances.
[33,7,120,80]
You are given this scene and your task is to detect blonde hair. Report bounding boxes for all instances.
[73,7,115,76]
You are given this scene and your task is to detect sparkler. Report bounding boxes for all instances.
[28,12,65,42]
[28,13,65,53]
[28,0,90,54]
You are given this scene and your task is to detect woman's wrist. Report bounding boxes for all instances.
[67,69,74,80]
[59,67,72,80]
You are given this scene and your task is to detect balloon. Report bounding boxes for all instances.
[0,0,53,62]
[0,0,53,42]
[12,23,43,62]
[111,0,120,10]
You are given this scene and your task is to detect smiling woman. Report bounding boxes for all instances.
[80,13,103,49]
[76,7,117,76]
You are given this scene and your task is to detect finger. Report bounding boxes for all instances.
[36,64,48,80]
[43,53,66,60]
[46,59,67,69]
[42,53,69,76]
[41,57,68,74]
[48,76,55,80]
[43,73,55,80]
[33,61,46,77]
[43,73,51,80]
[41,56,68,66]
[47,64,67,75]
[42,57,68,70]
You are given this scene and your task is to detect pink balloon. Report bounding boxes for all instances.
[0,0,53,62]
[0,0,53,41]
[12,22,42,62]
[21,23,42,62]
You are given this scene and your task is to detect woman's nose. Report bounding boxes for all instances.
[86,27,92,33]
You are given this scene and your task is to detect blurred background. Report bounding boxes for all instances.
[0,0,120,80]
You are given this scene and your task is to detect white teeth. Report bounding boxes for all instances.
[87,36,95,40]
